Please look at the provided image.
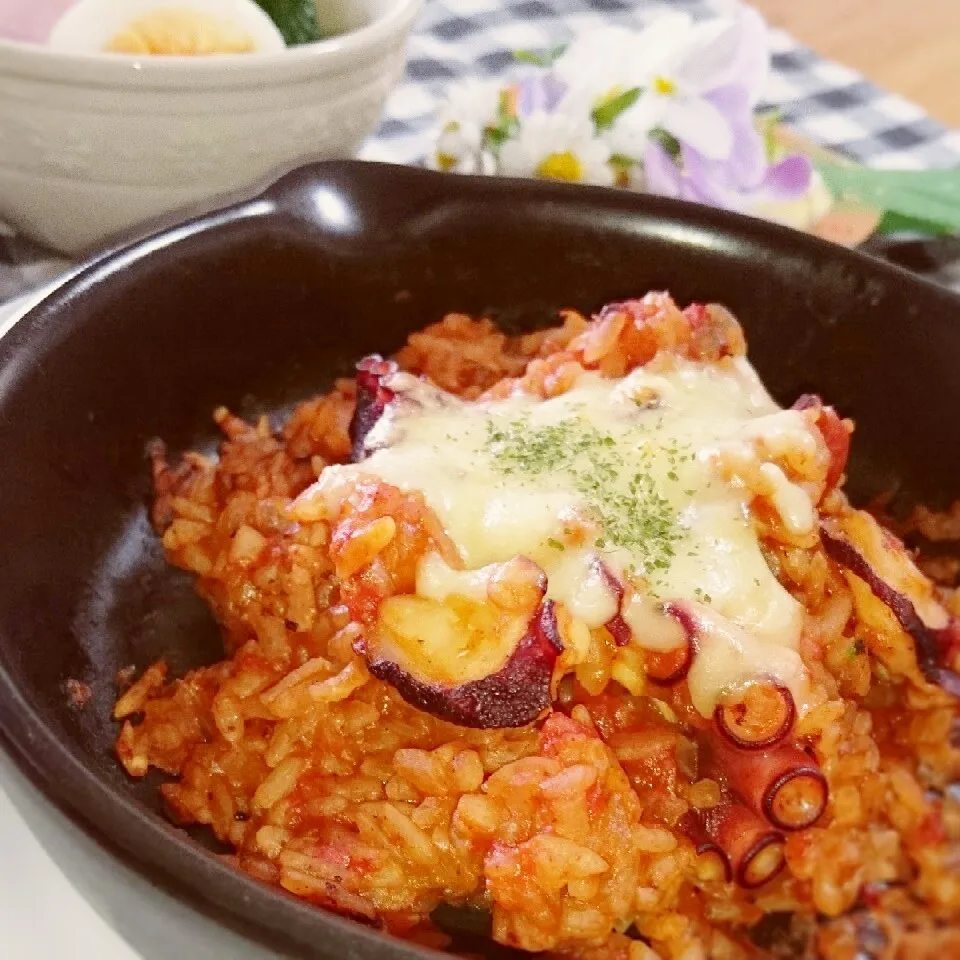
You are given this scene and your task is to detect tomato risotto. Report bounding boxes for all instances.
[115,294,960,959]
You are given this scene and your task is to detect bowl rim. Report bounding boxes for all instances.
[1,160,959,959]
[0,0,424,87]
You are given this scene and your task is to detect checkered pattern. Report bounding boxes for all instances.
[361,0,960,169]
[3,0,960,303]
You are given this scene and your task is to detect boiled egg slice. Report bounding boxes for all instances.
[48,0,286,55]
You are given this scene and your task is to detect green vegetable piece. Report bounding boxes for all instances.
[255,0,323,46]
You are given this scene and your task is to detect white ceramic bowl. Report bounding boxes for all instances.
[0,0,424,254]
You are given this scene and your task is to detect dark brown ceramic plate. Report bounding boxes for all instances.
[1,161,959,959]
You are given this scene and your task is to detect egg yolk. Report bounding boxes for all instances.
[105,9,256,55]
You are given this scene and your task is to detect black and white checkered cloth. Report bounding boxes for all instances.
[3,0,959,305]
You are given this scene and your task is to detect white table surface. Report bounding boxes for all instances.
[0,782,139,959]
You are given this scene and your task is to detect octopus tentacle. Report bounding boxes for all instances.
[349,355,398,463]
[705,735,828,831]
[683,803,787,889]
[714,682,796,750]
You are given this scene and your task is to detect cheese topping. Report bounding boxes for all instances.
[683,603,811,717]
[309,356,819,716]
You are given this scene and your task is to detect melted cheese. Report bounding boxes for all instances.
[416,552,491,604]
[547,551,620,626]
[759,462,816,535]
[622,594,687,651]
[307,356,819,717]
[684,603,811,717]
